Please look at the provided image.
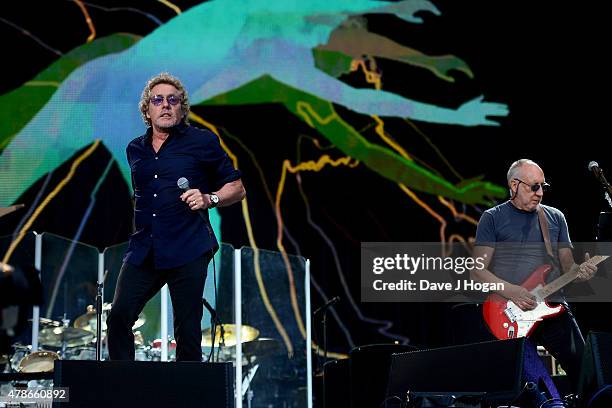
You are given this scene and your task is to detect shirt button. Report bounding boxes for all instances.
[150,234,154,238]
[153,213,156,217]
[153,193,157,197]
[154,174,158,179]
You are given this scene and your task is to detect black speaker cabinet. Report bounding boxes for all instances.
[349,344,417,408]
[386,338,557,406]
[53,360,234,408]
[578,332,612,407]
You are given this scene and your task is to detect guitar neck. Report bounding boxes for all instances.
[537,255,608,298]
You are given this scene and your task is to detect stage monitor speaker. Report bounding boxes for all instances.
[578,331,612,407]
[53,360,234,408]
[349,344,417,408]
[385,338,558,406]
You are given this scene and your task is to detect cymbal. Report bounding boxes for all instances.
[74,308,145,332]
[201,324,259,348]
[242,338,281,358]
[28,317,61,327]
[38,326,95,347]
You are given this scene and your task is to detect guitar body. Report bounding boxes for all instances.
[483,264,565,340]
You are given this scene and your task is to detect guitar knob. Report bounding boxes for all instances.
[503,323,509,328]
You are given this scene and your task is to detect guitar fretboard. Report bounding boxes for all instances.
[536,255,608,298]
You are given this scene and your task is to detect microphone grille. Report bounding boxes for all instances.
[177,177,190,190]
[588,161,599,171]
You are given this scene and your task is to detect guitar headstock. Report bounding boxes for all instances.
[585,255,609,266]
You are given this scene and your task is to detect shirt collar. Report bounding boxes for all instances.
[142,122,189,146]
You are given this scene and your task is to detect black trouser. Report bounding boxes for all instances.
[531,303,585,391]
[107,252,210,361]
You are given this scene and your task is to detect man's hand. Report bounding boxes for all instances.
[502,283,537,311]
[574,252,598,282]
[180,189,211,211]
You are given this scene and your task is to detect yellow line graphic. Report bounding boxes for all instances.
[157,0,182,15]
[72,0,96,43]
[275,155,357,342]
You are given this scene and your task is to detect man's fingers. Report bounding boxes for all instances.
[180,189,200,201]
[585,252,591,262]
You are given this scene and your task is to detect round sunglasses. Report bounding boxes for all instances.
[150,94,181,106]
[514,178,550,192]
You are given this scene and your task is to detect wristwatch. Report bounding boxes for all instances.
[209,193,220,208]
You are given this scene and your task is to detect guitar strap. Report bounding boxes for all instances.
[537,205,555,261]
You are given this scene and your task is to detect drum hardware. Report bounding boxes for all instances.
[64,346,96,361]
[201,325,273,408]
[242,362,259,408]
[134,346,149,361]
[38,325,95,349]
[28,317,61,328]
[202,297,227,362]
[149,338,177,361]
[134,331,145,347]
[95,273,104,361]
[8,344,30,372]
[242,338,280,407]
[74,304,145,333]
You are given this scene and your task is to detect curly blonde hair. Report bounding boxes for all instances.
[139,72,190,127]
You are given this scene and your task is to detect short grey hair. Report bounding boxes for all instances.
[139,72,190,127]
[507,159,538,196]
[507,159,539,183]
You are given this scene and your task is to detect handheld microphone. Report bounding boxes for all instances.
[313,296,340,315]
[177,177,190,191]
[177,177,212,227]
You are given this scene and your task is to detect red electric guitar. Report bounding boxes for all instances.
[483,255,608,340]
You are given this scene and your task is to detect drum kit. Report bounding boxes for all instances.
[2,303,146,375]
[4,307,280,381]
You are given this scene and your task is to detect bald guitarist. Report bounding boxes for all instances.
[471,159,598,391]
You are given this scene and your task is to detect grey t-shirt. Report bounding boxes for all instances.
[474,201,572,285]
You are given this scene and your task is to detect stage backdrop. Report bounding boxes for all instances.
[1,0,610,357]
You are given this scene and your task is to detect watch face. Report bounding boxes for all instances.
[211,194,219,203]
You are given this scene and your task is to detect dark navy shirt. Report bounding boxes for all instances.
[123,123,241,268]
[475,201,572,285]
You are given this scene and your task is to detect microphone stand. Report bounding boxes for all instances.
[203,298,224,362]
[591,164,612,208]
[96,282,103,361]
[313,296,339,408]
[96,271,107,361]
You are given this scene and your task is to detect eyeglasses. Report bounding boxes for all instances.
[150,94,181,106]
[514,178,550,192]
